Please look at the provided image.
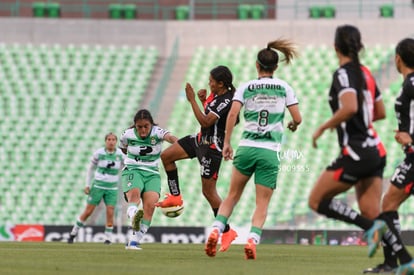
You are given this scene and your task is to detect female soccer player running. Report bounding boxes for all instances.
[371,38,414,275]
[121,109,177,250]
[68,133,125,244]
[307,25,414,274]
[205,39,302,259]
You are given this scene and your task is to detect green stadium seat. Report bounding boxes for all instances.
[32,2,46,18]
[175,5,190,20]
[322,5,336,18]
[309,6,321,18]
[46,2,60,18]
[124,4,137,19]
[108,4,123,19]
[251,5,265,19]
[380,4,394,18]
[237,4,251,20]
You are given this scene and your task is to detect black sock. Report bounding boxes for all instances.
[382,211,399,267]
[317,198,373,230]
[166,169,180,196]
[380,211,412,265]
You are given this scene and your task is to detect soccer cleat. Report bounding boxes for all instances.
[67,234,76,244]
[364,220,387,258]
[396,260,414,275]
[131,209,144,231]
[205,229,219,257]
[219,228,238,252]
[244,238,256,260]
[155,194,183,207]
[363,263,397,273]
[104,240,111,245]
[125,241,142,250]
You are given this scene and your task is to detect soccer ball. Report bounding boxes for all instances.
[160,205,184,218]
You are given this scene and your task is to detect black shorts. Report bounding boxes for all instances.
[177,134,223,180]
[327,145,384,184]
[390,155,414,194]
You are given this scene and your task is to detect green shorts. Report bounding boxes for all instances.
[233,146,280,189]
[87,185,118,206]
[121,167,161,195]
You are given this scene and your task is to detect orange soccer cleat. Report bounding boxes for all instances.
[244,238,256,260]
[155,193,183,207]
[205,229,219,257]
[219,228,238,252]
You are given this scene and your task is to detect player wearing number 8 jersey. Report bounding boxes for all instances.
[205,39,302,260]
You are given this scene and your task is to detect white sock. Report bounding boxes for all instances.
[211,220,225,234]
[127,205,138,222]
[248,232,261,244]
[70,218,85,235]
[135,223,149,243]
[105,226,113,242]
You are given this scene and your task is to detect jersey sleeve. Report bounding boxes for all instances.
[207,93,232,118]
[90,149,99,165]
[119,130,128,150]
[155,126,170,140]
[233,83,247,104]
[404,79,414,100]
[285,83,299,107]
[333,68,357,97]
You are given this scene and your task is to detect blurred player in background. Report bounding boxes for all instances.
[157,65,239,252]
[121,109,177,250]
[68,132,125,244]
[307,25,414,273]
[205,39,302,259]
[368,38,414,275]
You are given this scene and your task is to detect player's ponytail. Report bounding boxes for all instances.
[257,39,298,72]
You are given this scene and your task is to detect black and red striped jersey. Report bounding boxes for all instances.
[395,72,414,142]
[329,62,376,150]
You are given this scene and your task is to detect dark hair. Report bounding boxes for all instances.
[209,65,239,125]
[257,39,298,72]
[334,25,365,106]
[396,38,414,69]
[133,109,157,125]
[210,65,236,93]
[105,132,117,141]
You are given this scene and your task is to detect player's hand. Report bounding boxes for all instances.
[197,89,207,103]
[84,186,90,195]
[395,130,413,146]
[185,83,196,102]
[287,121,298,132]
[222,143,233,161]
[312,126,325,149]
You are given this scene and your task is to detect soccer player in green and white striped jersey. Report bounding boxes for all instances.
[121,109,178,250]
[205,39,302,260]
[68,132,125,244]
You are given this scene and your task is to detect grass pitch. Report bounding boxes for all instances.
[0,242,407,275]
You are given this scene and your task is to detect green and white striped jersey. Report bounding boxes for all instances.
[119,126,169,174]
[233,77,298,152]
[90,148,125,189]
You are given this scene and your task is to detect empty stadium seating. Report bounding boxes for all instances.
[0,43,158,225]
